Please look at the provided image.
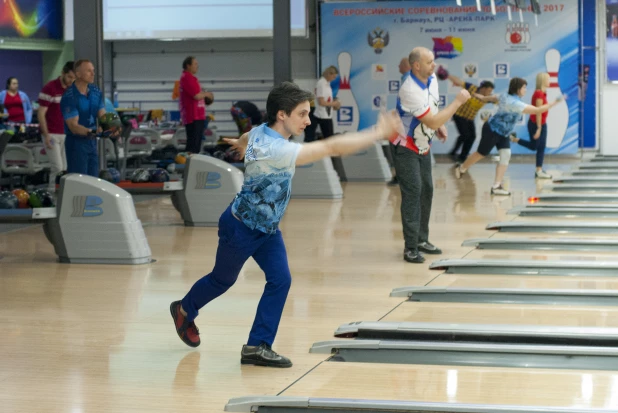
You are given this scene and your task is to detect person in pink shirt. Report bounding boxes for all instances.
[38,61,76,191]
[179,56,213,154]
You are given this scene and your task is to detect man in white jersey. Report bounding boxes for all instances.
[390,47,470,263]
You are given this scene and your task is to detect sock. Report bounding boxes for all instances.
[492,182,501,189]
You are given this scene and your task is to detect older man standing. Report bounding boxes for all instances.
[60,59,107,177]
[390,47,470,263]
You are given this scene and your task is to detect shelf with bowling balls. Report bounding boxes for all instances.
[166,140,245,174]
[97,166,180,194]
[0,188,56,221]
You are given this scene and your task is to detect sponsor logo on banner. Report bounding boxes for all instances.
[505,23,532,52]
[432,36,463,59]
[506,23,531,45]
[494,63,510,78]
[438,96,446,108]
[367,27,389,54]
[464,63,478,78]
[337,107,354,125]
[388,80,400,93]
[479,110,493,123]
[371,64,387,80]
[372,95,387,110]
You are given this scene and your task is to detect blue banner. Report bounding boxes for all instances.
[320,0,579,155]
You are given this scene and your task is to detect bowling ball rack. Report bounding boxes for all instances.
[0,207,56,221]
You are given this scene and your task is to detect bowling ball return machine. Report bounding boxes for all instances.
[164,154,244,226]
[0,174,152,264]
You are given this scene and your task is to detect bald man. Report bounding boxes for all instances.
[389,47,470,263]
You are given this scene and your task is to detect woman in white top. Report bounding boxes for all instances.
[306,66,340,141]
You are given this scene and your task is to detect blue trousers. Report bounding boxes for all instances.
[516,120,548,168]
[182,205,292,347]
[65,136,99,177]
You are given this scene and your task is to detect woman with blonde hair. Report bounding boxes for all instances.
[510,72,552,179]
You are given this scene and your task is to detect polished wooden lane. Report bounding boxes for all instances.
[426,274,618,291]
[280,362,618,409]
[380,300,618,326]
[2,160,612,412]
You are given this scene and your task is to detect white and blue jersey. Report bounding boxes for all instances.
[487,94,527,137]
[392,72,440,155]
[231,124,302,234]
[60,83,104,140]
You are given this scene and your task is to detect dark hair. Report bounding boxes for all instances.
[5,77,17,90]
[266,82,314,126]
[182,56,195,70]
[508,77,527,95]
[62,61,75,74]
[479,80,494,90]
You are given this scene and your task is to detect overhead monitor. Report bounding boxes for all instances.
[64,0,307,41]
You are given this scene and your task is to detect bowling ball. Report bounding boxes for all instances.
[166,163,176,174]
[510,32,522,44]
[108,168,121,183]
[224,148,242,163]
[149,168,170,183]
[29,189,54,208]
[11,189,30,208]
[212,150,226,161]
[131,168,151,183]
[99,113,123,134]
[436,65,449,81]
[204,92,214,106]
[0,191,18,209]
[99,170,114,183]
[175,153,188,165]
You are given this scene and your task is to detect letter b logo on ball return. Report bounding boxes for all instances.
[196,171,222,189]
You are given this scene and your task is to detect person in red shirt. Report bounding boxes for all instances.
[1,77,32,123]
[38,61,76,191]
[179,56,213,154]
[510,72,552,179]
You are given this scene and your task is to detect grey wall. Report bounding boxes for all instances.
[108,1,318,135]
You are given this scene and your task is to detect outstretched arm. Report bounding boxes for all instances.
[295,111,401,166]
[412,90,471,130]
[223,132,250,159]
[448,73,465,87]
[522,97,562,115]
[472,93,499,104]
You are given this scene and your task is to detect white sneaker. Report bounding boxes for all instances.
[535,170,552,179]
[491,185,511,196]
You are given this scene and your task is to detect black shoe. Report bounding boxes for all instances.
[418,242,442,255]
[241,343,292,368]
[403,249,425,263]
[387,176,399,186]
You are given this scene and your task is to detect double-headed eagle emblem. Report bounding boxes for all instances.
[368,27,389,54]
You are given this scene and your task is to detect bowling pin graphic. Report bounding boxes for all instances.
[545,49,570,148]
[334,52,360,134]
